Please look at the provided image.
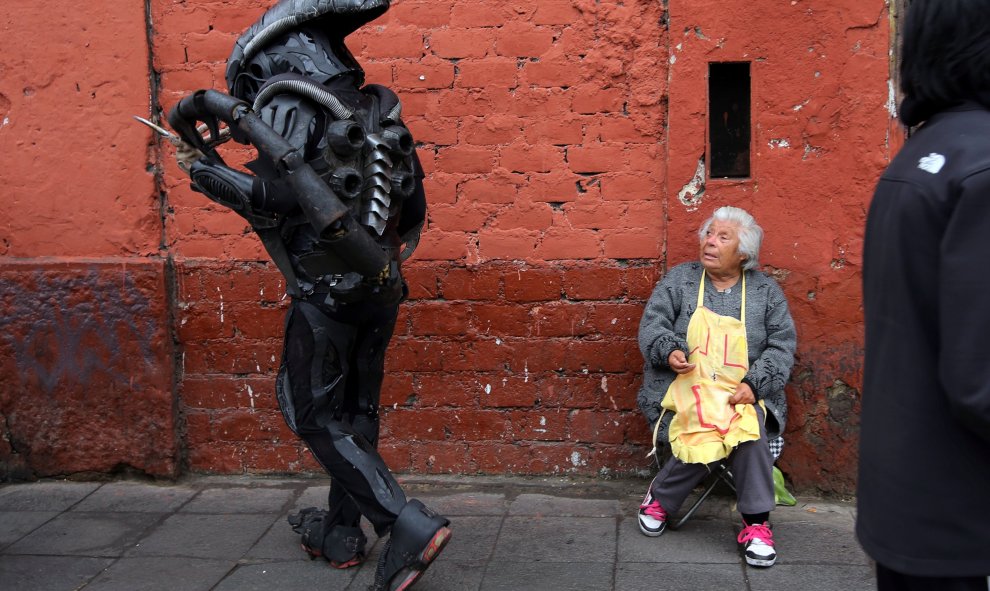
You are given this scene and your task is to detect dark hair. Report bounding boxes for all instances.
[899,0,990,125]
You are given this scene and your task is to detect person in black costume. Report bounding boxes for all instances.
[165,2,449,589]
[858,1,990,589]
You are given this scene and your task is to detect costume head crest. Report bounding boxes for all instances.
[226,0,391,101]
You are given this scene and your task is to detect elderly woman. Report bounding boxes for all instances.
[636,206,796,568]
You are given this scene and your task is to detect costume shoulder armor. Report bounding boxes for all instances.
[362,84,402,123]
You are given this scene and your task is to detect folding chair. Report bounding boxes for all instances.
[650,431,784,531]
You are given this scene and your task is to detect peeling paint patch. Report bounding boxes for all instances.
[803,143,823,160]
[768,138,790,149]
[677,157,706,210]
[831,244,848,269]
[886,79,898,118]
[763,266,792,282]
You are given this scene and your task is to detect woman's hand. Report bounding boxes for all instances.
[175,141,203,173]
[668,350,696,374]
[729,382,756,405]
[174,123,231,174]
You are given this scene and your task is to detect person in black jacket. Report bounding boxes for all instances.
[858,1,990,589]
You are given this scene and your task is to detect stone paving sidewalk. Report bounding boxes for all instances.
[0,474,873,591]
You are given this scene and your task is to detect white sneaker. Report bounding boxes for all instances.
[738,521,776,567]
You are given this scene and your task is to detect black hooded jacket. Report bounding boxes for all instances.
[857,102,990,576]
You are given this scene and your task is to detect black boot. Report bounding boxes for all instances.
[370,500,451,591]
[288,507,367,568]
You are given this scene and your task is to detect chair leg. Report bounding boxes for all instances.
[670,464,734,531]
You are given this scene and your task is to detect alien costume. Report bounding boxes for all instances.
[165,1,449,589]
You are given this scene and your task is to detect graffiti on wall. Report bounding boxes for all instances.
[0,268,162,394]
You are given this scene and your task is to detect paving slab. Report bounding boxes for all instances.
[127,513,279,559]
[617,562,747,590]
[429,516,499,565]
[74,482,198,513]
[180,486,295,514]
[618,515,740,564]
[479,561,614,591]
[212,559,359,591]
[0,510,59,549]
[493,516,616,563]
[0,555,113,591]
[291,485,330,512]
[6,511,162,557]
[508,493,621,517]
[0,481,101,511]
[414,491,509,516]
[81,556,234,591]
[747,563,877,591]
[0,475,873,591]
[772,520,870,566]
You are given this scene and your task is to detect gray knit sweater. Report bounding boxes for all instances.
[637,262,797,441]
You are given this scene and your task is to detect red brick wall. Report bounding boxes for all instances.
[155,0,674,481]
[1,0,893,494]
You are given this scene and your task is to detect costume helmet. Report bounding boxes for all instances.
[225,0,391,103]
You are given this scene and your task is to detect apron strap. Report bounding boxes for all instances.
[697,271,707,309]
[698,270,747,325]
[741,273,746,325]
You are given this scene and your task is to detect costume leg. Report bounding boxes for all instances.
[279,299,451,588]
[277,299,406,534]
[327,299,396,528]
[727,405,775,516]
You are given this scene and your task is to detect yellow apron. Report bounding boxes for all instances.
[659,271,763,464]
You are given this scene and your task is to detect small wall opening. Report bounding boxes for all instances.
[708,62,751,178]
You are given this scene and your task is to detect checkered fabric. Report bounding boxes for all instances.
[768,436,784,460]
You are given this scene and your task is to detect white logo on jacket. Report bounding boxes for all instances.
[918,153,946,174]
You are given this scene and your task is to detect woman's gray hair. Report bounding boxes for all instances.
[698,206,763,271]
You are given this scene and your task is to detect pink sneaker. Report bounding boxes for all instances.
[738,521,776,567]
[638,491,667,537]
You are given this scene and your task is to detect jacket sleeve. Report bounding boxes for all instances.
[638,270,689,370]
[939,167,990,443]
[744,280,797,400]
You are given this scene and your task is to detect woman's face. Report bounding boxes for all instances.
[699,220,747,276]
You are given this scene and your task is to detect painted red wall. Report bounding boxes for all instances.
[0,0,892,494]
[0,1,177,478]
[662,2,892,491]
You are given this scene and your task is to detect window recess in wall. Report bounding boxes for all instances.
[708,62,751,179]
